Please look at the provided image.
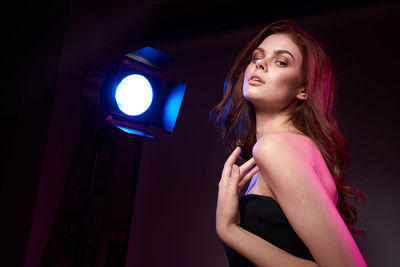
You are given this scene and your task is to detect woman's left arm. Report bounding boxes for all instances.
[251,133,367,267]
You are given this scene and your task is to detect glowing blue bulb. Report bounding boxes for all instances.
[115,74,153,116]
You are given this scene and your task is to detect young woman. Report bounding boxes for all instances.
[210,20,367,266]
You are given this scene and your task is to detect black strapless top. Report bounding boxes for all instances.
[223,194,314,266]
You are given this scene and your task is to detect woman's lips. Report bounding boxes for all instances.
[248,79,265,86]
[248,74,265,86]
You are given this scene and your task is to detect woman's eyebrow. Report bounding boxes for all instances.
[254,47,295,62]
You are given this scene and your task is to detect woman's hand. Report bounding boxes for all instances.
[216,146,259,236]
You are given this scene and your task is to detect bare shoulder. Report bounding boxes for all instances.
[252,131,317,164]
[252,131,337,204]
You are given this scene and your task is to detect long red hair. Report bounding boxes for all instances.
[210,19,365,234]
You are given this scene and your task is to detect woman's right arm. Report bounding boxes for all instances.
[218,223,319,267]
[216,147,319,267]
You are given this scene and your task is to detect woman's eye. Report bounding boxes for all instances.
[251,55,287,67]
[275,60,288,67]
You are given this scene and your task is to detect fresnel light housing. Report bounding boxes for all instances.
[81,47,186,138]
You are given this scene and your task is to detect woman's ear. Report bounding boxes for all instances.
[296,88,308,100]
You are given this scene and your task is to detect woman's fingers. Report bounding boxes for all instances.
[225,147,241,169]
[220,147,241,185]
[230,164,240,182]
[235,157,257,188]
[231,157,258,187]
[239,157,256,176]
[220,150,260,192]
[238,166,259,188]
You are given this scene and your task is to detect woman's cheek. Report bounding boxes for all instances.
[274,72,301,94]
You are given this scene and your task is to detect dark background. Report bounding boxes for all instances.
[2,0,399,266]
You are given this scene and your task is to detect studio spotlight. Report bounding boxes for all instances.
[81,47,186,138]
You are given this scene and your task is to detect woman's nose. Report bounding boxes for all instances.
[255,59,265,70]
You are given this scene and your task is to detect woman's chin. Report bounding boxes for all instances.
[243,91,262,104]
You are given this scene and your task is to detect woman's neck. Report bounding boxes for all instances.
[255,110,302,140]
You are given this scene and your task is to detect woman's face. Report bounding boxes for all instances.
[243,33,306,112]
